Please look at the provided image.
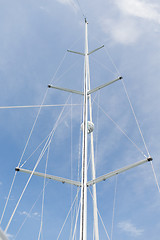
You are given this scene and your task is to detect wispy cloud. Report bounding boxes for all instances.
[101,18,140,44]
[118,220,144,236]
[19,211,30,217]
[19,211,40,218]
[100,0,160,44]
[56,0,79,12]
[115,0,160,23]
[6,233,14,239]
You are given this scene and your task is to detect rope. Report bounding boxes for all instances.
[94,100,147,158]
[57,189,80,240]
[122,79,150,157]
[88,188,110,240]
[38,145,50,240]
[5,95,71,233]
[150,161,160,193]
[111,175,118,240]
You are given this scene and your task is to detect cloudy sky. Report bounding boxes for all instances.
[0,0,160,239]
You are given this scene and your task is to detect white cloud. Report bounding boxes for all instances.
[100,0,160,45]
[19,211,40,218]
[115,0,160,23]
[19,211,30,217]
[118,220,144,236]
[32,212,40,217]
[101,18,140,45]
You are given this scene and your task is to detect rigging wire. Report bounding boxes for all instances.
[150,161,160,193]
[70,96,73,239]
[101,40,151,158]
[14,180,50,239]
[49,52,68,86]
[93,37,120,76]
[71,199,81,240]
[0,171,16,225]
[93,99,147,158]
[95,92,100,174]
[91,56,117,76]
[38,145,50,240]
[0,51,68,226]
[121,79,150,157]
[0,104,81,110]
[0,89,48,226]
[88,188,111,240]
[75,0,86,19]
[53,58,81,85]
[56,189,80,240]
[103,47,121,76]
[20,133,52,168]
[20,103,79,168]
[111,175,118,240]
[4,95,71,233]
[5,131,51,233]
[69,193,79,240]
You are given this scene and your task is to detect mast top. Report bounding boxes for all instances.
[85,18,88,24]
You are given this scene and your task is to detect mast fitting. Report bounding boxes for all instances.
[81,121,94,134]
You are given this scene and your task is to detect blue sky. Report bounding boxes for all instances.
[0,0,160,239]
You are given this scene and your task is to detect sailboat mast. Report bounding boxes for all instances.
[80,18,89,240]
[88,52,100,240]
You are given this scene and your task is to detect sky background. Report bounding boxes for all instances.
[0,0,160,239]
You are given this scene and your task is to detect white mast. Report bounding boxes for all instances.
[88,51,100,240]
[80,18,89,240]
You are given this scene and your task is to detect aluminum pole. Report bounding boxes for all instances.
[80,18,88,240]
